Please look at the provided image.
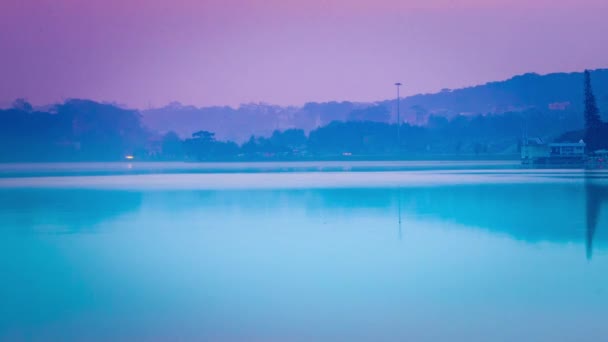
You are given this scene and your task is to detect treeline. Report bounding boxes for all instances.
[2,69,606,162]
[153,110,585,161]
[0,99,148,162]
[162,110,576,161]
[0,98,590,162]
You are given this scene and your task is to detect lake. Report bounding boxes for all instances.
[0,161,607,341]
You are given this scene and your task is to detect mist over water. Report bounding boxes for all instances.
[0,163,607,341]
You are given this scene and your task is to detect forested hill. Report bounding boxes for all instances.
[141,69,608,142]
[386,69,608,119]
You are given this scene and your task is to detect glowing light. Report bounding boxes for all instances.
[125,155,135,160]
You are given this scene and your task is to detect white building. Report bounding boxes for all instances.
[549,140,586,157]
[521,137,549,161]
[521,138,586,165]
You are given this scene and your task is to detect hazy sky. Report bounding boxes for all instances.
[1,0,607,108]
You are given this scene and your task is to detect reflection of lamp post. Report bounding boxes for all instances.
[398,191,402,240]
[395,82,402,153]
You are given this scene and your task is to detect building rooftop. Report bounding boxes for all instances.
[524,137,545,145]
[549,140,585,147]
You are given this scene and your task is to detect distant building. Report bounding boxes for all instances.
[521,138,586,165]
[521,137,549,161]
[549,141,586,157]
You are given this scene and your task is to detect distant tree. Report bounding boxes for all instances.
[347,105,390,122]
[12,98,33,112]
[55,99,147,160]
[184,131,214,160]
[427,115,449,130]
[269,129,307,153]
[212,140,239,157]
[555,129,584,143]
[308,121,399,155]
[583,70,604,151]
[184,130,238,160]
[241,136,258,155]
[192,130,215,143]
[161,131,184,159]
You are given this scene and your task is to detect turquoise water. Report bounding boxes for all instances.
[0,162,607,341]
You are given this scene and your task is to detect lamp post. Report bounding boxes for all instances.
[395,82,403,239]
[395,82,402,153]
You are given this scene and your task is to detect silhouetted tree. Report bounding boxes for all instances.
[192,130,215,142]
[161,131,184,160]
[56,99,147,160]
[12,98,33,112]
[269,129,307,153]
[0,99,148,161]
[583,70,603,151]
[184,130,238,160]
[241,136,259,155]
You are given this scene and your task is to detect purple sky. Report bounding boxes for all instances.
[1,0,607,108]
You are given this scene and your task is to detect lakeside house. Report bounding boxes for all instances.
[521,137,586,165]
[549,142,586,157]
[521,137,547,162]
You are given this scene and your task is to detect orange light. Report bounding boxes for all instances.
[125,155,134,160]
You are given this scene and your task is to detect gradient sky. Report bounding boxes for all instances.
[1,0,607,108]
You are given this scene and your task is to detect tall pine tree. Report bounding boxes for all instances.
[583,70,602,152]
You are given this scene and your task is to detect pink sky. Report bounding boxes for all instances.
[1,0,607,108]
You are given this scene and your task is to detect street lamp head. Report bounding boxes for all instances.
[395,82,402,86]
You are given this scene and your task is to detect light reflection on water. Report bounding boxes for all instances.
[0,166,607,341]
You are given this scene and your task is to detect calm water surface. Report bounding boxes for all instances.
[0,162,607,341]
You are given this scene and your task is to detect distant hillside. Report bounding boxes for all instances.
[389,69,608,123]
[141,101,366,143]
[141,69,608,142]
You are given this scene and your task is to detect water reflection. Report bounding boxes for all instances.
[0,181,606,257]
[397,193,402,240]
[585,172,608,259]
[0,189,143,233]
[1,178,608,341]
